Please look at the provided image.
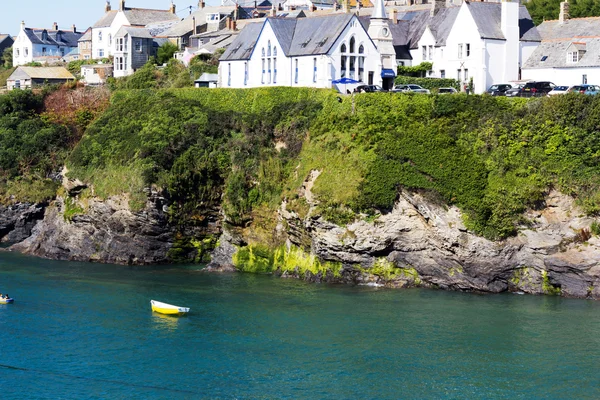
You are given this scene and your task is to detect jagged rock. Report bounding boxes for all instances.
[0,203,46,244]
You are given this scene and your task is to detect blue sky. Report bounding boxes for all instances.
[1,0,219,36]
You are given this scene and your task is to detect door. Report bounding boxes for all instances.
[368,71,374,85]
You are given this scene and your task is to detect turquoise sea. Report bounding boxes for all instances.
[1,251,599,399]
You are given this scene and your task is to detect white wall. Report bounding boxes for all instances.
[220,16,381,89]
[522,67,600,86]
[13,30,33,66]
[519,41,539,72]
[92,12,129,59]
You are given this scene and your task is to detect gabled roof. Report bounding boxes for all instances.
[523,17,600,69]
[92,7,179,29]
[115,26,153,39]
[23,28,82,48]
[160,6,236,37]
[78,28,92,42]
[0,34,14,45]
[219,22,262,60]
[8,66,75,81]
[221,13,355,61]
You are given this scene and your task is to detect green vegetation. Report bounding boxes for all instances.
[0,67,15,88]
[157,42,180,65]
[541,270,562,295]
[1,47,12,68]
[397,62,433,77]
[396,62,460,92]
[526,0,600,25]
[591,220,600,236]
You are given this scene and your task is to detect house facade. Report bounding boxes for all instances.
[386,0,540,93]
[90,0,179,60]
[521,2,600,85]
[78,28,93,60]
[219,12,383,89]
[113,26,156,77]
[13,22,82,66]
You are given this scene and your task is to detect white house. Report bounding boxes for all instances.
[90,0,179,60]
[522,2,600,86]
[219,7,390,89]
[13,21,82,66]
[385,0,540,93]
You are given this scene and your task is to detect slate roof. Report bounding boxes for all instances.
[523,17,600,69]
[222,13,356,60]
[0,34,13,45]
[8,66,75,80]
[115,26,153,39]
[78,28,92,42]
[92,7,179,29]
[196,73,219,81]
[23,28,82,48]
[219,21,262,60]
[160,7,236,37]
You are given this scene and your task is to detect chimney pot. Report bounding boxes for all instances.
[53,22,58,30]
[105,1,111,12]
[20,20,25,31]
[120,0,125,11]
[170,1,176,14]
[72,24,77,33]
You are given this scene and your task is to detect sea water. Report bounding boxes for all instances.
[1,251,599,399]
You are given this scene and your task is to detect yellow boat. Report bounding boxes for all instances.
[0,298,14,304]
[150,300,189,316]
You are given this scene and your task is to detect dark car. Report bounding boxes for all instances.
[504,83,525,97]
[487,84,512,96]
[520,81,555,97]
[355,84,385,93]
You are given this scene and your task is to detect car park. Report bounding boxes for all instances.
[520,81,555,97]
[392,84,430,94]
[487,84,512,96]
[438,87,458,94]
[568,84,600,95]
[547,86,570,96]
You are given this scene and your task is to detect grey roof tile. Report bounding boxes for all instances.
[115,26,153,39]
[123,8,180,26]
[220,21,263,60]
[160,7,237,37]
[93,10,119,28]
[23,28,82,47]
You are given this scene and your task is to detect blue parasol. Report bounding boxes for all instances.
[332,77,359,93]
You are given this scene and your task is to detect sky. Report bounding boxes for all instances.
[0,0,221,36]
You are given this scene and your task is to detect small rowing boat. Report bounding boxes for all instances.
[150,300,189,316]
[0,298,14,304]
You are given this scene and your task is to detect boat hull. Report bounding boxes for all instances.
[150,300,189,316]
[0,298,14,304]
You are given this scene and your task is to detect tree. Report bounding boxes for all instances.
[526,0,600,25]
[2,47,12,68]
[156,42,180,65]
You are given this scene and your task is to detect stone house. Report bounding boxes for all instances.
[113,27,157,78]
[78,28,93,61]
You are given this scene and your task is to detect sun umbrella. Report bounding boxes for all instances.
[332,77,359,94]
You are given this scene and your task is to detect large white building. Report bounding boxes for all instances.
[90,0,179,60]
[522,2,600,86]
[384,0,540,93]
[13,21,82,66]
[219,0,394,89]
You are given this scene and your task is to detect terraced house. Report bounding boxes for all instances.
[12,21,82,66]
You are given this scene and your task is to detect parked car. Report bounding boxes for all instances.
[392,84,430,94]
[547,86,570,96]
[487,83,512,96]
[355,84,385,93]
[568,84,600,95]
[438,87,458,94]
[520,81,555,97]
[504,84,525,97]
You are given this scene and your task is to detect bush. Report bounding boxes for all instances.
[394,76,460,91]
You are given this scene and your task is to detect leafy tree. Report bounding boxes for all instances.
[526,0,600,25]
[157,42,180,65]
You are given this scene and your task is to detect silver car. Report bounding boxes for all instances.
[392,84,431,94]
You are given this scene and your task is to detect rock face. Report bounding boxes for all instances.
[213,188,600,299]
[11,193,175,264]
[0,203,46,244]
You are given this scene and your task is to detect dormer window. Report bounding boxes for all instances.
[567,51,579,63]
[567,42,586,64]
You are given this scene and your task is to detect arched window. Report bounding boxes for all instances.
[341,43,347,53]
[262,47,265,57]
[358,44,364,54]
[273,47,277,83]
[267,40,271,57]
[350,37,355,53]
[358,45,365,82]
[273,46,277,57]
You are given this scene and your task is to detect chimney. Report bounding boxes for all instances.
[391,8,398,24]
[501,0,520,83]
[53,22,58,30]
[271,5,277,17]
[20,20,25,31]
[72,24,77,33]
[430,0,445,17]
[192,16,197,34]
[356,0,361,13]
[342,0,349,13]
[232,19,237,31]
[120,0,125,11]
[105,1,112,12]
[170,1,176,14]
[559,1,570,24]
[199,0,205,8]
